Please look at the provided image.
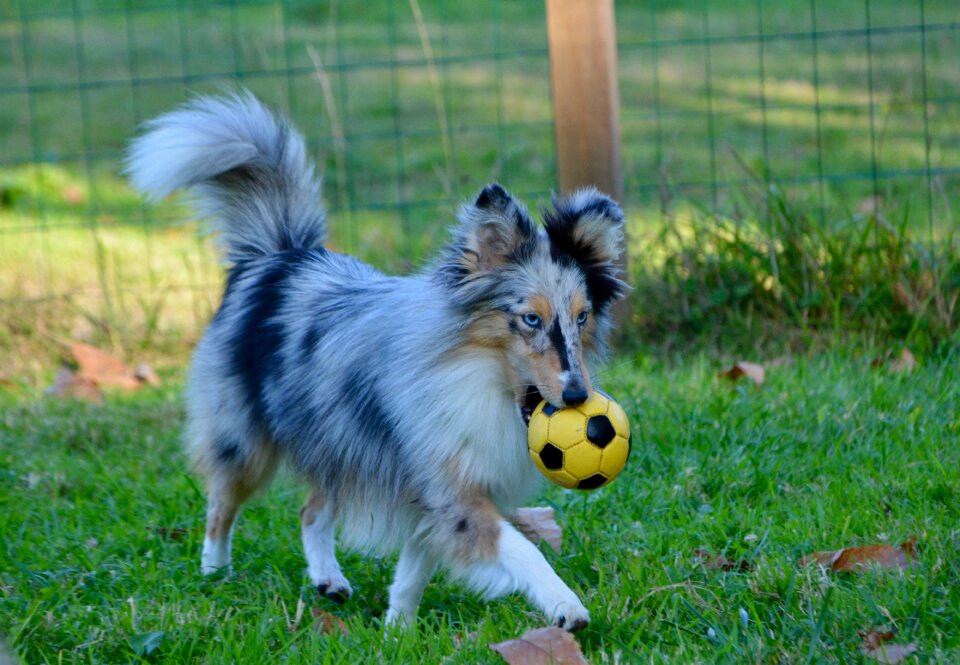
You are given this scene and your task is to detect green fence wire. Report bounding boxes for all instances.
[0,0,957,351]
[618,0,958,232]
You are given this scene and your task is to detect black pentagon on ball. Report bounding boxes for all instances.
[541,403,559,416]
[539,443,564,470]
[586,415,616,448]
[577,473,607,490]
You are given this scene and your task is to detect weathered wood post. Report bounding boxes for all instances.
[546,0,629,327]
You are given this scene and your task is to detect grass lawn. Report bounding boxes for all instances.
[1,352,958,663]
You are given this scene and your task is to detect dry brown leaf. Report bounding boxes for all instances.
[862,642,917,664]
[888,348,916,374]
[70,342,142,390]
[872,348,917,374]
[45,367,104,404]
[892,282,918,312]
[693,549,753,572]
[718,361,765,387]
[859,628,917,664]
[857,196,883,215]
[801,538,916,572]
[150,527,193,541]
[859,627,898,651]
[61,184,85,205]
[134,363,161,387]
[489,626,587,665]
[311,607,348,635]
[512,507,562,553]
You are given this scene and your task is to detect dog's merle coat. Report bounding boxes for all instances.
[126,91,627,630]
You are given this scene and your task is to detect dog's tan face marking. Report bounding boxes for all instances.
[503,262,594,413]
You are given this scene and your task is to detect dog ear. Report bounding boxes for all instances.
[437,184,538,306]
[457,183,537,271]
[542,188,628,313]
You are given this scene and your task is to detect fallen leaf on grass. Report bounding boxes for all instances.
[860,627,898,651]
[857,195,883,215]
[70,342,142,390]
[800,538,916,572]
[489,626,587,665]
[150,527,194,541]
[311,607,348,635]
[693,549,753,572]
[512,507,562,553]
[718,361,765,387]
[45,367,104,404]
[47,344,162,401]
[888,348,917,374]
[61,184,86,205]
[134,363,161,387]
[871,348,917,374]
[892,282,919,313]
[859,627,917,664]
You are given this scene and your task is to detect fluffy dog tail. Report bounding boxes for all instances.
[125,91,325,260]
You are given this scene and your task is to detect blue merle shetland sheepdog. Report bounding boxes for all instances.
[126,91,627,631]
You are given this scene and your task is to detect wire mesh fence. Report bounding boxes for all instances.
[618,0,958,234]
[1,0,957,357]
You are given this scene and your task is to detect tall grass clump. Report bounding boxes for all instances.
[631,177,959,355]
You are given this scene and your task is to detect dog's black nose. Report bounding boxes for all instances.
[562,386,589,406]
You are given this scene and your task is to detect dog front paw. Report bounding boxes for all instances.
[383,606,416,629]
[315,575,352,604]
[552,600,590,632]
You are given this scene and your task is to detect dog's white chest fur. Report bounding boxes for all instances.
[407,351,541,509]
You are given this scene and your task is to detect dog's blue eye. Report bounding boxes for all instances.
[522,313,542,328]
[577,311,589,326]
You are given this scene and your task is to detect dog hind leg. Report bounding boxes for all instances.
[301,490,352,603]
[200,438,279,574]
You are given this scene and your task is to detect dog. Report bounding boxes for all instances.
[126,91,627,631]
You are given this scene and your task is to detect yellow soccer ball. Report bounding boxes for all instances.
[527,390,631,490]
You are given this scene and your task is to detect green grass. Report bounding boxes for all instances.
[630,180,960,355]
[2,353,958,663]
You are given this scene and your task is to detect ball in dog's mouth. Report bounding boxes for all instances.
[520,386,544,427]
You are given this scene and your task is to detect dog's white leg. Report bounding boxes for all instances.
[301,491,351,602]
[201,497,240,574]
[384,539,439,628]
[197,435,280,575]
[459,520,590,631]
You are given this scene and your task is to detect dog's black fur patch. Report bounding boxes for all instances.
[543,196,626,314]
[228,249,315,422]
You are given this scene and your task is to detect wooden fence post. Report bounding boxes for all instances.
[546,0,623,203]
[546,0,630,329]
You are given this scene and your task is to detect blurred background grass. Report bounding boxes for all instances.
[1,0,958,381]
